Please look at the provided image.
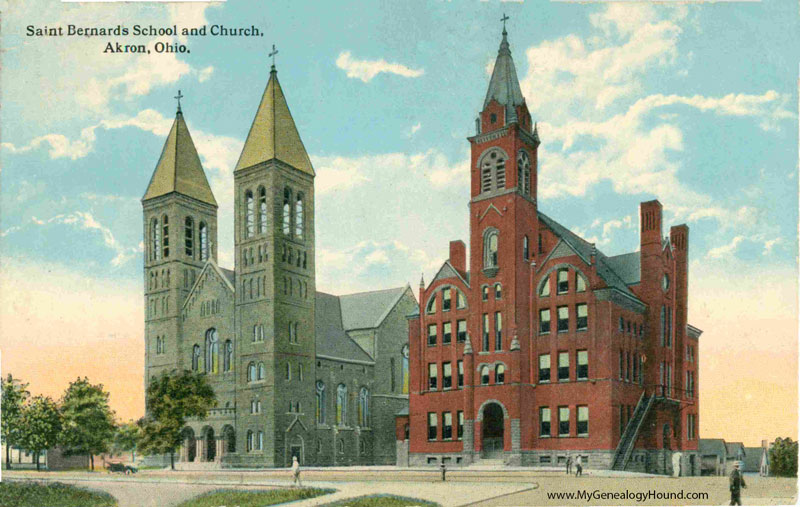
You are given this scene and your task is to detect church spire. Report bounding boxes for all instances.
[142,96,217,206]
[483,21,525,113]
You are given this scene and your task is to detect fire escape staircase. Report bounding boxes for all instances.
[611,392,655,471]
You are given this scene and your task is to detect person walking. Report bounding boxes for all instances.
[566,454,572,475]
[575,455,583,477]
[291,456,303,487]
[729,461,746,506]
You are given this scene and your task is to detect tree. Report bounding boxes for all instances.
[138,370,215,470]
[770,437,798,477]
[59,378,117,470]
[1,374,30,469]
[113,420,142,463]
[19,396,62,471]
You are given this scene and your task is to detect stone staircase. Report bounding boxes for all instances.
[611,391,654,471]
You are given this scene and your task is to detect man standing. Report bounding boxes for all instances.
[292,456,303,487]
[566,454,572,475]
[575,455,583,477]
[729,461,746,506]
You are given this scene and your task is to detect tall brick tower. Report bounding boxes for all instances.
[233,61,316,467]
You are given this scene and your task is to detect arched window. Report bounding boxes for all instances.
[484,229,499,268]
[225,427,236,453]
[480,149,506,192]
[247,362,256,382]
[401,344,410,394]
[495,364,505,384]
[426,294,436,314]
[245,190,254,238]
[480,365,490,385]
[523,235,529,261]
[257,431,263,450]
[205,328,219,374]
[517,150,531,195]
[199,222,208,261]
[192,344,201,371]
[257,362,265,380]
[316,381,326,424]
[283,188,292,236]
[336,384,347,426]
[358,387,369,427]
[295,193,304,239]
[246,430,254,452]
[151,218,160,260]
[258,187,267,234]
[184,217,194,257]
[223,340,233,372]
[162,215,170,258]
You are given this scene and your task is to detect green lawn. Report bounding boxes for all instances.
[0,481,116,507]
[177,487,335,507]
[322,494,439,507]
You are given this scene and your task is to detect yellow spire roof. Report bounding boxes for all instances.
[142,111,217,206]
[235,70,315,175]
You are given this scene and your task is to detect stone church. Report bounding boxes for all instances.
[141,62,415,468]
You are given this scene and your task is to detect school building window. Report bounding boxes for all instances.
[539,308,551,334]
[482,314,489,351]
[457,360,464,387]
[494,312,502,350]
[576,303,588,331]
[557,269,569,294]
[457,320,467,342]
[577,406,589,436]
[576,273,586,292]
[443,322,452,345]
[558,406,570,437]
[427,413,437,440]
[557,306,569,332]
[539,407,551,437]
[558,352,569,381]
[427,324,437,346]
[577,350,588,380]
[442,288,451,312]
[539,354,551,383]
[442,412,453,440]
[442,362,452,389]
[539,276,551,297]
[428,363,437,390]
[457,411,464,440]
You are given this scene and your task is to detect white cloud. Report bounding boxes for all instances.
[407,122,422,137]
[198,66,215,83]
[1,126,98,160]
[335,51,424,83]
[762,238,784,256]
[706,235,745,259]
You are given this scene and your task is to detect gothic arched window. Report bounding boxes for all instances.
[336,384,347,426]
[151,218,160,261]
[517,150,531,195]
[247,362,256,382]
[246,430,253,452]
[199,222,208,261]
[162,215,170,258]
[480,365,490,385]
[484,229,499,269]
[523,235,529,261]
[495,364,505,384]
[358,387,369,427]
[257,362,265,380]
[258,187,267,234]
[223,340,233,372]
[205,328,219,374]
[192,344,201,371]
[295,193,304,239]
[282,188,292,236]
[245,190,254,238]
[401,344,410,394]
[316,381,326,424]
[184,217,194,258]
[479,149,506,192]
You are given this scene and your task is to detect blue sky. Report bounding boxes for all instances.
[0,0,797,441]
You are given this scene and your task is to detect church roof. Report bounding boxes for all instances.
[235,68,315,175]
[339,286,411,331]
[605,252,641,285]
[483,28,525,113]
[142,109,217,206]
[315,291,374,363]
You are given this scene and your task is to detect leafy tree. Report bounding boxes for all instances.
[59,378,117,470]
[769,437,798,477]
[1,374,30,469]
[138,370,215,470]
[113,420,142,462]
[19,396,62,471]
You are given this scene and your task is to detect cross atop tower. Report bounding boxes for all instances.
[501,13,509,34]
[174,89,184,113]
[269,44,279,71]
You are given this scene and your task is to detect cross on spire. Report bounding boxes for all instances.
[174,89,184,113]
[501,13,510,34]
[269,44,279,71]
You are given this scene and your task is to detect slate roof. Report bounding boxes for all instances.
[742,447,765,472]
[484,30,525,114]
[538,211,639,299]
[605,252,641,285]
[315,291,373,363]
[235,69,314,175]
[142,110,217,206]
[219,267,235,286]
[699,438,728,457]
[726,442,746,459]
[339,286,410,331]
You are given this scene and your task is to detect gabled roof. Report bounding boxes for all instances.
[181,259,235,310]
[235,69,314,175]
[742,447,765,472]
[338,286,411,331]
[143,110,217,206]
[219,267,235,287]
[605,252,641,285]
[430,261,470,289]
[315,291,373,363]
[538,211,639,300]
[726,442,746,457]
[483,29,525,115]
[699,438,728,456]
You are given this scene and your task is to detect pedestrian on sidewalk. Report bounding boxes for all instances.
[291,456,303,487]
[729,461,746,506]
[566,454,572,475]
[575,455,583,477]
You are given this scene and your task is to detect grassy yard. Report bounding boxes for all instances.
[0,481,116,507]
[322,494,439,507]
[177,487,335,507]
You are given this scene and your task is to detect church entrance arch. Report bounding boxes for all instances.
[481,402,505,458]
[222,425,236,454]
[205,428,216,462]
[181,428,196,462]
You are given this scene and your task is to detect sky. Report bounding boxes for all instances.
[0,0,797,446]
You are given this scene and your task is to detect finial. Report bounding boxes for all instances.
[501,13,509,35]
[419,273,425,288]
[174,89,184,114]
[269,44,279,72]
[463,338,473,355]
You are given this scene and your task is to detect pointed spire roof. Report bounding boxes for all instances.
[235,68,315,175]
[483,27,525,111]
[142,108,217,206]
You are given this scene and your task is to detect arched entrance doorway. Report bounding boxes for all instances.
[481,402,505,458]
[206,428,216,462]
[222,425,236,455]
[181,428,196,462]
